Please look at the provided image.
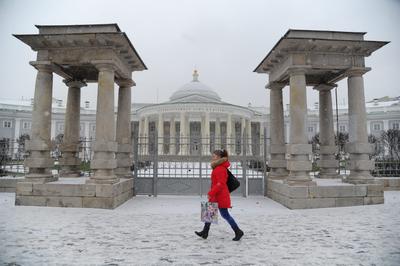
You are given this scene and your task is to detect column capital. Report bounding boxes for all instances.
[30,61,53,72]
[345,67,371,77]
[63,79,87,89]
[266,81,286,90]
[313,83,337,91]
[287,67,308,76]
[91,60,116,72]
[116,78,135,87]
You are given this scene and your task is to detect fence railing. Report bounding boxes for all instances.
[2,136,399,179]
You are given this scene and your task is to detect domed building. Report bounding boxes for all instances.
[135,70,265,156]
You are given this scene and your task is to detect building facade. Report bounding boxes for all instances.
[1,72,399,156]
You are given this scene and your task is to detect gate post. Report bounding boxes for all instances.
[199,138,203,197]
[152,131,158,197]
[242,132,248,197]
[133,129,139,195]
[263,126,268,196]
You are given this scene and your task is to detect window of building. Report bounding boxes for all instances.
[339,125,346,132]
[3,121,12,128]
[91,125,96,131]
[58,124,64,131]
[392,123,400,130]
[23,122,31,129]
[307,127,314,133]
[373,123,381,131]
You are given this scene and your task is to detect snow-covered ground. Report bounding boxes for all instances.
[0,192,399,265]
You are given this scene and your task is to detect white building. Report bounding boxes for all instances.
[1,71,399,155]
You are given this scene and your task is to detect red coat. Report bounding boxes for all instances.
[208,161,231,208]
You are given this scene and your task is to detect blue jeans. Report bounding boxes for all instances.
[205,208,239,230]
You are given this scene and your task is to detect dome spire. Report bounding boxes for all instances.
[192,69,199,82]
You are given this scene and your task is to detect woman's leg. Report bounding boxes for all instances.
[219,208,244,241]
[195,222,211,239]
[219,208,239,229]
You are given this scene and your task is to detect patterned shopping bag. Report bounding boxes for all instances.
[201,202,218,224]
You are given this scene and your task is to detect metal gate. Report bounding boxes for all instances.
[133,131,267,197]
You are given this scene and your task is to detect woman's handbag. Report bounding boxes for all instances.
[226,169,240,193]
[201,202,218,224]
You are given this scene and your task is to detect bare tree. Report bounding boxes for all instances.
[381,129,400,160]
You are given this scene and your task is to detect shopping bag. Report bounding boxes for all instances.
[201,202,218,224]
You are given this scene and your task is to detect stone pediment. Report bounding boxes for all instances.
[169,94,221,103]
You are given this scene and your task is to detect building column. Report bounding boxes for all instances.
[215,117,221,149]
[267,83,288,179]
[170,117,176,155]
[143,116,149,155]
[13,117,21,159]
[138,117,145,155]
[87,62,118,184]
[314,84,339,179]
[226,114,233,155]
[240,117,246,155]
[286,70,315,186]
[259,121,265,157]
[179,112,187,155]
[345,69,375,184]
[201,112,210,155]
[59,79,87,177]
[24,63,56,182]
[246,119,252,155]
[158,113,164,155]
[115,79,134,178]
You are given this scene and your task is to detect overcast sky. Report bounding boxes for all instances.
[0,0,399,108]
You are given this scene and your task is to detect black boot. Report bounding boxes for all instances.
[195,223,210,239]
[232,227,244,241]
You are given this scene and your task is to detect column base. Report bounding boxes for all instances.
[285,179,317,186]
[25,174,58,184]
[115,167,133,179]
[317,171,340,179]
[86,175,120,184]
[268,168,288,180]
[59,170,81,177]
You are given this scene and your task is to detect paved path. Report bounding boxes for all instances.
[0,192,399,265]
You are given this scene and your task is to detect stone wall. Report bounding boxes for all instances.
[267,179,384,209]
[15,178,133,209]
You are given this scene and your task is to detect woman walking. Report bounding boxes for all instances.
[195,149,244,241]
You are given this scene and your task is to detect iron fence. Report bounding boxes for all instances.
[133,132,267,196]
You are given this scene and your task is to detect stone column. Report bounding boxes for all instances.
[179,112,187,155]
[268,83,288,179]
[286,70,315,186]
[259,121,265,156]
[345,69,375,184]
[143,116,149,155]
[59,79,87,177]
[115,79,134,178]
[201,114,205,154]
[170,117,176,155]
[138,117,143,154]
[25,63,56,182]
[314,84,339,179]
[87,62,118,184]
[246,119,252,155]
[158,113,164,155]
[226,114,233,154]
[202,112,210,155]
[215,117,221,148]
[241,117,246,155]
[13,117,21,159]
